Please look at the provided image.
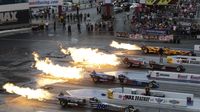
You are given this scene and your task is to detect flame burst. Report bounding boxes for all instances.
[32,52,83,79]
[61,48,120,66]
[36,77,67,87]
[110,41,141,50]
[3,83,52,101]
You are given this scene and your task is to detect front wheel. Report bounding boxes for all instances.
[124,105,136,112]
[176,66,182,72]
[188,52,192,56]
[149,64,154,70]
[60,100,67,108]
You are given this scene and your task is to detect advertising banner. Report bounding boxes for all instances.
[149,71,200,83]
[0,9,30,31]
[113,92,187,106]
[29,0,63,7]
[115,32,129,37]
[143,29,166,35]
[167,56,200,65]
[129,34,173,42]
[194,45,200,52]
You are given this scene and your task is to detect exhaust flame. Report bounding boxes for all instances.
[36,77,67,87]
[110,41,141,50]
[32,52,83,79]
[3,83,52,101]
[60,48,69,55]
[61,48,120,66]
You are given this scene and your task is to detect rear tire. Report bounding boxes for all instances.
[127,62,132,68]
[151,80,156,84]
[134,109,140,112]
[111,76,115,82]
[143,49,149,54]
[93,77,100,83]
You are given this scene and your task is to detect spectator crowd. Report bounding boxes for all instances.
[131,0,200,38]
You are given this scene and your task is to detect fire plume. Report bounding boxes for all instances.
[61,48,120,66]
[3,83,52,101]
[110,41,141,50]
[32,52,83,79]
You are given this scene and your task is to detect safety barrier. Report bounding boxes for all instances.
[167,56,200,65]
[148,71,200,83]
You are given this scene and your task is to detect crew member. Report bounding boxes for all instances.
[68,24,71,34]
[145,87,151,96]
[53,20,56,31]
[159,47,164,63]
[45,20,49,31]
[77,23,81,33]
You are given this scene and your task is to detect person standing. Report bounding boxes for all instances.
[97,6,99,15]
[45,20,49,31]
[68,24,71,34]
[77,23,81,33]
[53,20,56,31]
[90,23,94,32]
[159,47,164,63]
[80,13,83,22]
[66,14,69,22]
[84,13,87,22]
[63,19,66,30]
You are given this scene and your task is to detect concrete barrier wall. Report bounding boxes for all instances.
[112,92,187,106]
[149,71,200,83]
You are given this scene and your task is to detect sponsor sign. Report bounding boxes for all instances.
[123,95,151,101]
[0,10,30,31]
[129,34,173,42]
[115,92,186,106]
[179,22,191,26]
[194,45,200,52]
[29,0,63,7]
[116,32,129,37]
[140,0,146,3]
[105,0,112,4]
[178,74,187,80]
[149,71,200,82]
[190,75,200,80]
[129,34,143,40]
[169,100,180,104]
[197,35,200,39]
[155,98,164,103]
[0,12,17,24]
[167,56,200,65]
[143,30,166,35]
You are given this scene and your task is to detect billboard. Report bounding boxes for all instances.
[0,9,30,31]
[29,0,63,7]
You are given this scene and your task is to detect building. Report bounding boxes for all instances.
[0,0,30,32]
